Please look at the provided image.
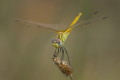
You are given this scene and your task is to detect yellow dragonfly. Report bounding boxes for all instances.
[16,11,107,80]
[16,12,107,66]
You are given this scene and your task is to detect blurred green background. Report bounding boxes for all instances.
[0,0,120,80]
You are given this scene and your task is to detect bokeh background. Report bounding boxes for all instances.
[0,0,120,80]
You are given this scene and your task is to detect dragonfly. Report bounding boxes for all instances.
[16,11,107,80]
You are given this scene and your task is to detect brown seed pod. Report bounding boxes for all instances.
[52,57,73,77]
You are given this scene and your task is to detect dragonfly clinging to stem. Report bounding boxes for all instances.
[16,11,107,80]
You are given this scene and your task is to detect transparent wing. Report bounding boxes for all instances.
[73,16,108,30]
[16,18,68,32]
[15,10,106,32]
[72,10,108,29]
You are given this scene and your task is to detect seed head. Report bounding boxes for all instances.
[52,57,73,77]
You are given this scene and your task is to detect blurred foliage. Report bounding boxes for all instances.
[0,0,120,80]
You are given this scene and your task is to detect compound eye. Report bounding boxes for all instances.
[53,41,56,43]
[52,39,56,43]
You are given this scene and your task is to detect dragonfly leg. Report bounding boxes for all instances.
[54,48,60,57]
[56,48,60,57]
[53,48,57,57]
[62,46,71,65]
[61,47,64,60]
[70,76,73,80]
[59,47,62,57]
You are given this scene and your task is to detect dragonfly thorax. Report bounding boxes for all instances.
[52,39,63,48]
[57,32,70,43]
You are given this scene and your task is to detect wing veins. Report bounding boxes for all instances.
[16,18,68,32]
[73,16,108,30]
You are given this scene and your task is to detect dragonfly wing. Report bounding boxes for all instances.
[73,16,108,29]
[16,18,68,32]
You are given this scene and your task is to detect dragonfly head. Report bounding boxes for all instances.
[52,39,63,48]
